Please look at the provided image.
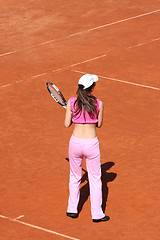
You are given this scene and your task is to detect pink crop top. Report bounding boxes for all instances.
[70,97,100,124]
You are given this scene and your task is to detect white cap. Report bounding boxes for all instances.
[78,74,98,89]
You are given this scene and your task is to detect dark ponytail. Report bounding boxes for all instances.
[74,83,97,117]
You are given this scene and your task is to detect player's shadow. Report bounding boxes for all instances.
[65,158,117,214]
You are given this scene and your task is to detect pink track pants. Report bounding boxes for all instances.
[67,135,105,219]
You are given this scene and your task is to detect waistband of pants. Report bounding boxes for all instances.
[70,135,99,143]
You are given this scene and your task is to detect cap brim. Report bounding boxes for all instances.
[92,75,98,82]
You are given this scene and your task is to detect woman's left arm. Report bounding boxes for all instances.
[64,100,73,127]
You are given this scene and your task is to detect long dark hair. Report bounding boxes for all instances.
[73,83,97,117]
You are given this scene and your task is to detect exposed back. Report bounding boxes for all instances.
[70,97,100,124]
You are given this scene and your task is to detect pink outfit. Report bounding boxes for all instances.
[67,98,105,220]
[70,97,100,124]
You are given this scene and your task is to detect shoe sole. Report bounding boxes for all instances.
[66,213,78,218]
[93,216,110,222]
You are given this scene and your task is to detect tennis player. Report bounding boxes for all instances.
[64,74,110,222]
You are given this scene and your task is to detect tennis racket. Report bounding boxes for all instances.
[46,81,67,108]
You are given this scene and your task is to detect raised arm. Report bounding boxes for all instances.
[64,100,73,128]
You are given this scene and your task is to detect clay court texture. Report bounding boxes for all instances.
[0,1,160,239]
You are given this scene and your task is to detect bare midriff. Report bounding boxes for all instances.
[72,123,97,139]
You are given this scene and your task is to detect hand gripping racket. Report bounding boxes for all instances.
[46,82,67,108]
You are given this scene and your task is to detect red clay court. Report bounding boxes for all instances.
[0,1,160,239]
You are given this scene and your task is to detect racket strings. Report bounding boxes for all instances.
[48,83,66,106]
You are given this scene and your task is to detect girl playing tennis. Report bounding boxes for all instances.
[64,74,110,222]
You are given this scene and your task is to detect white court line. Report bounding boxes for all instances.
[126,37,160,49]
[84,8,160,33]
[69,55,106,67]
[0,51,17,57]
[31,72,47,78]
[0,37,160,90]
[0,215,80,240]
[0,79,25,88]
[13,215,24,220]
[0,8,160,57]
[69,37,160,68]
[70,69,160,91]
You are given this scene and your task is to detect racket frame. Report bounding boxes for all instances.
[46,81,67,108]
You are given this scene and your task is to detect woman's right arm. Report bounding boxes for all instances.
[97,101,104,128]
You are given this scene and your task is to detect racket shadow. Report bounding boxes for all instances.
[65,158,117,215]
